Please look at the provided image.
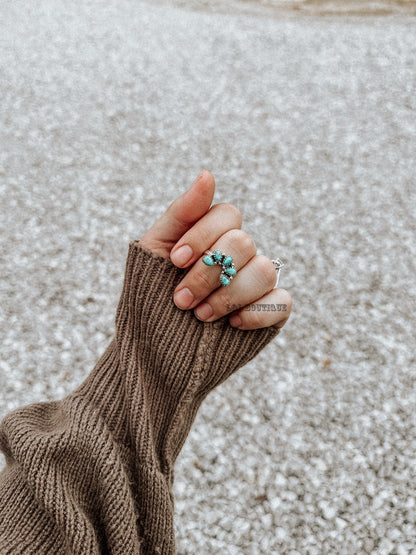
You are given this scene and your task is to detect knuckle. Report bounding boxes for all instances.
[194,225,213,247]
[247,306,264,328]
[226,229,256,255]
[215,203,242,226]
[256,255,277,287]
[218,290,235,314]
[192,265,215,291]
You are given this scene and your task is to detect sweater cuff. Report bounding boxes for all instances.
[114,242,279,472]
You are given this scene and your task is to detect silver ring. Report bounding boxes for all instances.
[202,250,236,286]
[271,258,285,287]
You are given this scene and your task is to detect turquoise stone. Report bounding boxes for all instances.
[220,275,230,286]
[223,256,233,266]
[214,250,222,261]
[203,255,214,266]
[225,267,236,276]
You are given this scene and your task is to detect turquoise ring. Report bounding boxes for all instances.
[202,249,237,286]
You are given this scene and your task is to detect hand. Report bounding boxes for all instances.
[140,171,292,331]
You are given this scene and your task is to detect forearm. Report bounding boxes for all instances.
[0,242,278,554]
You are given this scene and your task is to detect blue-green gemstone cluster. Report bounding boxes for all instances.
[203,250,237,286]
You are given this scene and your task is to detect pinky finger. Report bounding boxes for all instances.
[229,288,292,331]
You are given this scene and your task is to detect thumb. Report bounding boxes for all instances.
[139,170,215,258]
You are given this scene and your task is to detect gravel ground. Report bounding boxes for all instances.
[1,0,416,552]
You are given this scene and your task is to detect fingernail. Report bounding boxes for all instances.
[194,302,213,321]
[229,314,242,327]
[174,287,194,309]
[171,245,193,267]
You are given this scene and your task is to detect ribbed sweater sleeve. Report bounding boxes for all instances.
[0,242,279,554]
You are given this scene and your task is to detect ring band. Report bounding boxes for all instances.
[203,250,237,286]
[271,258,285,287]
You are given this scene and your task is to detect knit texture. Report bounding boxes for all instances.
[0,242,279,554]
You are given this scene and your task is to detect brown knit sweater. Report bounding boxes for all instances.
[0,242,279,554]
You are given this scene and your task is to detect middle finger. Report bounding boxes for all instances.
[173,228,256,310]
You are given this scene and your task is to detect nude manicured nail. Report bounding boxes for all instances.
[194,303,213,321]
[174,287,194,309]
[229,314,242,327]
[171,245,193,267]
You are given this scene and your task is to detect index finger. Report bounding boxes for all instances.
[170,202,242,268]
